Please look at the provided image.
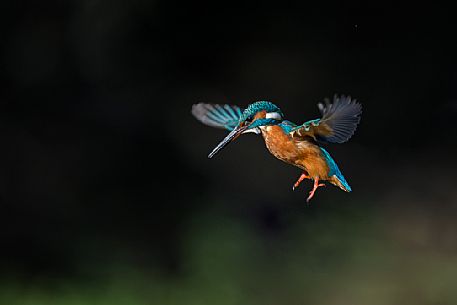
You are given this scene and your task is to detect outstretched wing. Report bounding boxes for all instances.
[290,95,362,143]
[192,103,242,131]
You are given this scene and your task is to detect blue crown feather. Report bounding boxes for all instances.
[240,101,283,121]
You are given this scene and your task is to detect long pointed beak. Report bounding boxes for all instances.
[208,124,248,158]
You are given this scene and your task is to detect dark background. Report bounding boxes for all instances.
[1,1,457,304]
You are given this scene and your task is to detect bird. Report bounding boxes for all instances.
[192,95,362,202]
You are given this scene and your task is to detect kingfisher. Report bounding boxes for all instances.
[192,95,362,202]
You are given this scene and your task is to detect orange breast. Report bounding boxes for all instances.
[261,125,330,179]
[262,125,299,163]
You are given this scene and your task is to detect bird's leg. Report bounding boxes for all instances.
[293,172,310,190]
[306,178,326,202]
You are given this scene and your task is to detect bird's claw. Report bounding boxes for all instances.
[293,174,326,203]
[292,182,300,191]
[306,183,326,203]
[292,173,309,191]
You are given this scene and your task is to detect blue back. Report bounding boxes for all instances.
[278,120,297,133]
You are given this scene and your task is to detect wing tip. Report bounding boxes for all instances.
[318,94,362,143]
[191,103,209,120]
[191,102,242,130]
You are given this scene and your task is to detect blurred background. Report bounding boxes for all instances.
[1,1,457,304]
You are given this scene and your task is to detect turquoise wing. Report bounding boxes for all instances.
[192,103,242,131]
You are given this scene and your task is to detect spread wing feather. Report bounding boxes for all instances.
[290,95,362,143]
[192,103,242,131]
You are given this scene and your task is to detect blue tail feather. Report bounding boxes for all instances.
[319,147,352,192]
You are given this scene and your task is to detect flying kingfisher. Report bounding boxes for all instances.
[192,95,362,202]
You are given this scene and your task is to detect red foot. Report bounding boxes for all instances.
[306,179,326,203]
[292,172,310,190]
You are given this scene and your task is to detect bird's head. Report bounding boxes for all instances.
[208,101,283,158]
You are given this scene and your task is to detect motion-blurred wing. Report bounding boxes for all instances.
[290,95,362,143]
[192,103,242,131]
